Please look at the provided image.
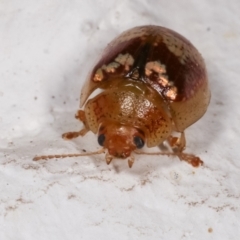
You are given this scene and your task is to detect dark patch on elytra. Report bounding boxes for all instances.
[90,26,207,102]
[126,43,151,81]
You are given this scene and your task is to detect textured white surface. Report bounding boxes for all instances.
[1,1,240,239]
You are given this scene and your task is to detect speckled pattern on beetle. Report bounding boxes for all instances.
[35,25,211,168]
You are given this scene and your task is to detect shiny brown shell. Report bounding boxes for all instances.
[81,25,210,132]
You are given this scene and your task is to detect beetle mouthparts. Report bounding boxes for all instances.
[128,156,135,168]
[104,152,135,168]
[105,153,113,165]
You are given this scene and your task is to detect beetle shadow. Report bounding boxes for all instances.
[184,59,229,155]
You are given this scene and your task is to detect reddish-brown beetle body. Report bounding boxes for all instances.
[35,25,210,168]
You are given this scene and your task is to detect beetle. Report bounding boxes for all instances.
[34,25,210,168]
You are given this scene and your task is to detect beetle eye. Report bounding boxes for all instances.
[133,136,144,149]
[98,134,105,146]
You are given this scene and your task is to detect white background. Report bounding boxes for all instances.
[1,1,240,239]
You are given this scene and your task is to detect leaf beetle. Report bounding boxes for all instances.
[34,25,210,168]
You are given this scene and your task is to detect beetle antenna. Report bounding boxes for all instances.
[33,148,105,161]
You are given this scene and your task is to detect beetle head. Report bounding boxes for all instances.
[97,122,145,164]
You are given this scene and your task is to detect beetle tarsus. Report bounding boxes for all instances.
[177,153,204,167]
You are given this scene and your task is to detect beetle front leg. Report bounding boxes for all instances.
[168,132,186,152]
[168,132,203,167]
[62,110,89,140]
[75,110,87,125]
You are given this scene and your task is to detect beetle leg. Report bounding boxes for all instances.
[75,110,87,124]
[177,153,203,167]
[168,132,186,152]
[62,128,89,140]
[62,110,89,140]
[168,132,203,167]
